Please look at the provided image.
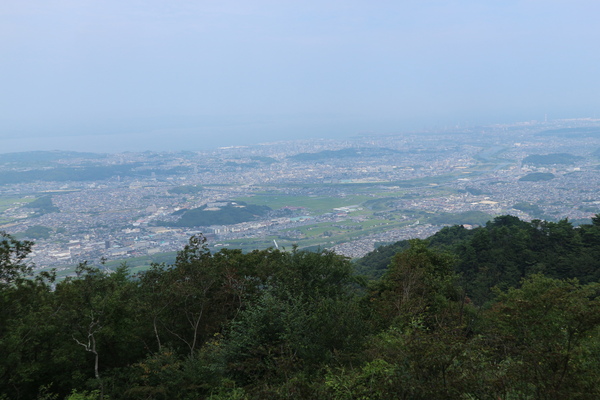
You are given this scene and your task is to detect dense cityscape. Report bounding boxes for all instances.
[1,119,599,274]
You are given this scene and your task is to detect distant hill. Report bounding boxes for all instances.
[23,196,59,215]
[0,151,104,166]
[355,214,600,303]
[512,202,545,218]
[426,210,492,226]
[519,172,555,182]
[289,147,401,162]
[0,163,191,185]
[522,153,583,166]
[536,126,600,137]
[354,223,476,279]
[168,185,203,195]
[165,201,271,227]
[249,156,277,164]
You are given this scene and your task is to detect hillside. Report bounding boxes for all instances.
[164,201,271,227]
[3,214,600,398]
[519,172,555,181]
[356,214,600,303]
[522,152,583,166]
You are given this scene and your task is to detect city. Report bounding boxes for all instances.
[1,119,599,275]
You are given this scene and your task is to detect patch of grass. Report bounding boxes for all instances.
[0,197,34,212]
[234,194,373,213]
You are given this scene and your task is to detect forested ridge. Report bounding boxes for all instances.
[2,216,600,399]
[164,202,272,228]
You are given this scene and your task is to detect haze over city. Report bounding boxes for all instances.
[6,3,600,397]
[2,1,600,153]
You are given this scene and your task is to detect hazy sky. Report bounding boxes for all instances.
[1,1,599,153]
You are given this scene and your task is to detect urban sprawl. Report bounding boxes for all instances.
[1,119,600,275]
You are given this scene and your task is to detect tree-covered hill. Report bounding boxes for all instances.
[519,172,555,181]
[3,215,600,399]
[522,152,583,166]
[167,185,203,195]
[357,214,600,303]
[0,163,191,185]
[23,195,60,215]
[163,201,271,227]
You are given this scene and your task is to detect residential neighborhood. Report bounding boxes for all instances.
[1,119,599,273]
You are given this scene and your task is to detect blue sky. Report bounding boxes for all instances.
[1,1,599,152]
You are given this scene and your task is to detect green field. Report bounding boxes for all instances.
[242,217,412,251]
[234,193,374,213]
[38,250,181,279]
[0,196,34,212]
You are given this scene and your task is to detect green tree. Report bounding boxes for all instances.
[52,263,144,398]
[0,232,55,399]
[24,225,53,240]
[0,272,62,399]
[329,242,479,399]
[136,236,249,358]
[0,231,33,287]
[219,248,365,395]
[368,239,463,329]
[483,275,600,398]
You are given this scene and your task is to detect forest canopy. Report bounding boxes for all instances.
[2,214,600,399]
[163,201,271,227]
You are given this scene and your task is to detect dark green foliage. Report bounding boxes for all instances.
[167,185,203,195]
[355,224,475,279]
[325,326,483,400]
[24,225,53,239]
[512,201,545,218]
[367,240,463,329]
[23,196,59,214]
[519,172,555,181]
[0,232,33,286]
[464,186,486,195]
[426,210,491,226]
[221,248,365,389]
[353,240,411,279]
[358,214,600,304]
[329,241,477,400]
[363,197,398,211]
[426,223,476,248]
[3,219,600,399]
[166,202,271,227]
[0,273,65,399]
[328,274,600,400]
[482,275,600,398]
